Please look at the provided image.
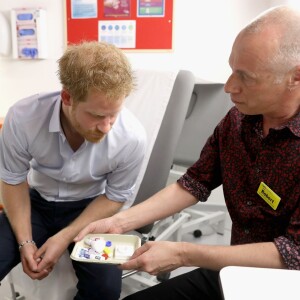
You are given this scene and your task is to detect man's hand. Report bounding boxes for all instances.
[32,234,70,278]
[74,217,120,242]
[20,243,50,280]
[119,241,185,275]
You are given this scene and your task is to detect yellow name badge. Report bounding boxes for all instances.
[257,182,281,210]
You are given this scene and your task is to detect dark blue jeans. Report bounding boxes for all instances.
[0,189,122,300]
[123,268,222,300]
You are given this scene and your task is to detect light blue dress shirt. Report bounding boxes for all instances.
[0,91,147,203]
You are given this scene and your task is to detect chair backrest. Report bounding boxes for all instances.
[128,70,195,232]
[133,70,195,205]
[173,82,233,168]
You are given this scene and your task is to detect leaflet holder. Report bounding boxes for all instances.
[11,8,47,59]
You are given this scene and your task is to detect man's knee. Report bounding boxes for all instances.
[0,213,20,281]
[74,263,122,300]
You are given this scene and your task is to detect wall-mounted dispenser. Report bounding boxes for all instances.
[0,12,11,56]
[11,8,47,59]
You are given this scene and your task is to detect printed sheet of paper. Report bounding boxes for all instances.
[71,0,98,19]
[137,0,165,17]
[98,20,136,48]
[103,0,130,17]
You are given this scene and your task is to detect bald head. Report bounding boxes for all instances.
[225,5,300,119]
[246,6,300,32]
[240,6,300,74]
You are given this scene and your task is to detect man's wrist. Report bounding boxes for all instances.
[18,240,36,251]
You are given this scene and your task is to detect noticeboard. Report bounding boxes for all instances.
[65,0,173,51]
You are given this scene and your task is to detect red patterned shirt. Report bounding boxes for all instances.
[178,106,300,270]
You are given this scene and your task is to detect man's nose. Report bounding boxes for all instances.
[97,117,112,133]
[224,74,241,94]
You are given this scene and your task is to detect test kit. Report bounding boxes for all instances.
[71,234,141,264]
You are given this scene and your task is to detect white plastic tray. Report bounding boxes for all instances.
[70,233,141,264]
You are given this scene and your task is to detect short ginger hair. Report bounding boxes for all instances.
[57,41,134,102]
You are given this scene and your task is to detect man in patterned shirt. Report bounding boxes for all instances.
[75,5,300,300]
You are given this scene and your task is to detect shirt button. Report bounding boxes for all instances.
[244,229,250,234]
[256,168,260,174]
[247,201,252,206]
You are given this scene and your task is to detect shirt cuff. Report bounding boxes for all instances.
[274,236,300,270]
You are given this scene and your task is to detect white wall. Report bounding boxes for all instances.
[0,0,289,116]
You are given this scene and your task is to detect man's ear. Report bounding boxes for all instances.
[288,66,300,90]
[61,89,72,106]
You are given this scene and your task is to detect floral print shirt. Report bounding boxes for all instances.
[178,107,300,270]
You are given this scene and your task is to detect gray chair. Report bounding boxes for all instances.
[121,70,196,286]
[174,82,233,168]
[170,82,233,241]
[133,69,195,233]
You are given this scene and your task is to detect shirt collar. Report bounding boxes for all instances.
[241,110,300,138]
[285,110,300,137]
[49,96,62,133]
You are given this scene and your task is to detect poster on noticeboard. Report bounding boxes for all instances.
[104,0,131,17]
[137,0,165,17]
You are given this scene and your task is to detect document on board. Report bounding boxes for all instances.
[103,0,130,17]
[71,0,98,19]
[137,0,165,17]
[98,20,136,48]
